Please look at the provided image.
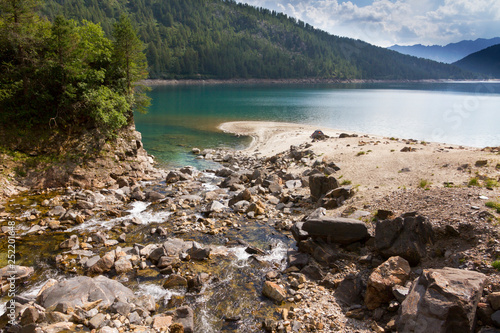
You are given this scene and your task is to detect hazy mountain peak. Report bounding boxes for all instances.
[388,37,500,63]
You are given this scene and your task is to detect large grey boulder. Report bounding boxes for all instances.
[309,174,338,201]
[294,216,369,245]
[374,214,434,266]
[37,275,136,309]
[397,268,487,333]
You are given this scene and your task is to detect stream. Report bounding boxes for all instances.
[0,170,296,332]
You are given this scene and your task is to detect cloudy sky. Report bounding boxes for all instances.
[236,0,500,47]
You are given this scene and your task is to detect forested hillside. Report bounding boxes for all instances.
[41,0,472,80]
[453,44,500,78]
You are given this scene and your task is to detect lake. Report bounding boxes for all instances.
[135,81,500,168]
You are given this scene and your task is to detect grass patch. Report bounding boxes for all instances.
[486,179,499,188]
[493,260,500,271]
[340,179,352,186]
[419,179,431,189]
[468,177,480,186]
[356,151,366,156]
[486,201,500,213]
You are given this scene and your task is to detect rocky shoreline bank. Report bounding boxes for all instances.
[1,123,500,332]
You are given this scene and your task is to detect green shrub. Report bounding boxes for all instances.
[493,260,500,270]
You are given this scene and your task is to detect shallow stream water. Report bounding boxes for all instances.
[0,174,295,332]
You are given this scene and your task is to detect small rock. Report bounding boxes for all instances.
[114,257,133,274]
[59,235,79,249]
[475,160,488,167]
[89,313,106,329]
[153,315,173,330]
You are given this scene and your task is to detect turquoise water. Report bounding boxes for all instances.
[135,82,500,168]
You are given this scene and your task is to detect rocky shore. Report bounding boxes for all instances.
[1,121,500,332]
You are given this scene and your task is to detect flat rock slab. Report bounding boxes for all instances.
[398,267,487,333]
[37,275,136,309]
[300,217,369,244]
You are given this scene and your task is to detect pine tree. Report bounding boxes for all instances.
[111,14,150,117]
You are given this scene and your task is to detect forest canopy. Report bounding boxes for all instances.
[0,0,149,134]
[40,0,472,80]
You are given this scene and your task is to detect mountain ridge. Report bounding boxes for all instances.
[388,37,500,64]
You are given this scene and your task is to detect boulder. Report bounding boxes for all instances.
[374,214,434,266]
[163,238,193,256]
[228,189,252,206]
[287,250,309,269]
[262,281,287,303]
[232,200,250,213]
[187,244,211,260]
[59,235,79,249]
[364,256,411,310]
[205,200,227,213]
[171,306,194,333]
[37,275,136,309]
[320,186,353,209]
[153,315,173,331]
[147,191,165,202]
[88,251,116,274]
[296,216,369,245]
[187,273,210,292]
[397,268,487,333]
[309,174,338,201]
[163,274,188,289]
[114,257,133,274]
[166,171,181,183]
[0,265,34,282]
[310,130,329,140]
[334,273,364,305]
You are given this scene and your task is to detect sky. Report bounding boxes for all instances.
[236,0,500,47]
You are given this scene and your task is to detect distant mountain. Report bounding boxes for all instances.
[453,44,500,78]
[388,38,500,64]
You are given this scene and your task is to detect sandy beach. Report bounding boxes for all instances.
[219,121,500,202]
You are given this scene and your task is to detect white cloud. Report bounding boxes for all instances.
[236,0,500,46]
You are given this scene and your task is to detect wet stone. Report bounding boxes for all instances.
[262,281,287,303]
[163,274,188,289]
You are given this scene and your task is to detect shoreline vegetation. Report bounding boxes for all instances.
[142,78,500,86]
